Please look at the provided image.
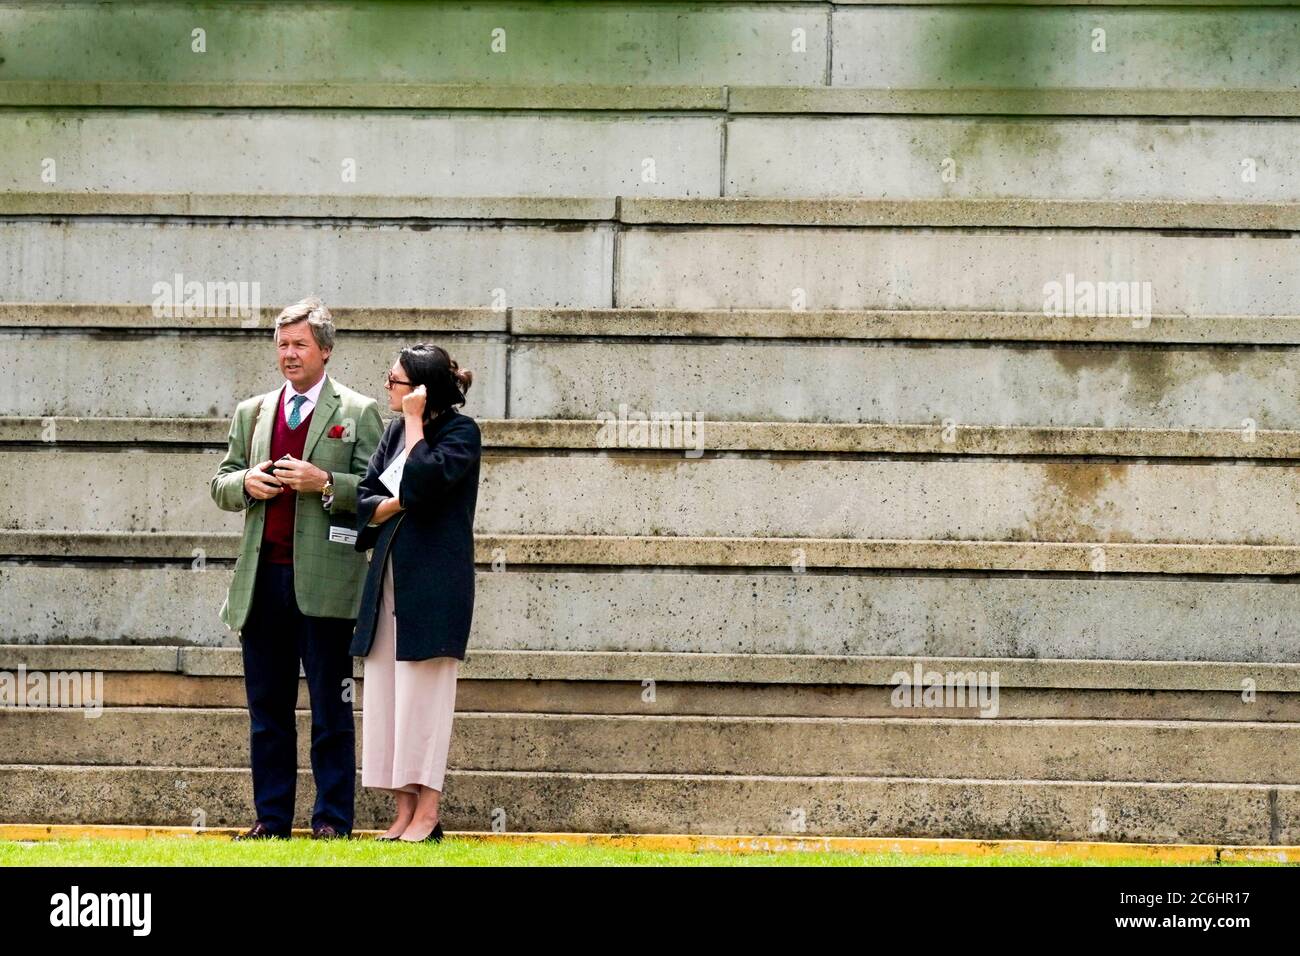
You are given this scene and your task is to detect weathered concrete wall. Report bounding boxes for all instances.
[0,112,722,197]
[3,565,1296,662]
[726,117,1300,201]
[510,341,1297,428]
[3,3,1294,92]
[4,332,1290,427]
[0,2,827,86]
[3,450,1296,544]
[0,332,506,418]
[617,228,1300,313]
[6,705,1298,783]
[4,764,1295,843]
[8,112,1298,203]
[2,0,1298,843]
[6,219,1296,315]
[0,220,613,308]
[475,456,1299,544]
[832,7,1300,90]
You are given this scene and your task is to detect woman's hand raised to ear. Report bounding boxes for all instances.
[402,384,430,455]
[401,383,427,421]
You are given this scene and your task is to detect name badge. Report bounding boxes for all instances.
[329,526,358,545]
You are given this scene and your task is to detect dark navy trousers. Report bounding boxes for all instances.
[240,560,356,836]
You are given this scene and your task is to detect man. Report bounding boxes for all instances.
[210,296,384,840]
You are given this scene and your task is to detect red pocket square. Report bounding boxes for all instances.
[328,425,346,439]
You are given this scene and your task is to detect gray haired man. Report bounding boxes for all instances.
[209,297,384,839]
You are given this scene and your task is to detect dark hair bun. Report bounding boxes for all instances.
[398,343,473,409]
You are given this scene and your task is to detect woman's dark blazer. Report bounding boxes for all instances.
[349,407,481,661]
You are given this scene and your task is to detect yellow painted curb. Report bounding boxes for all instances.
[2,824,1298,863]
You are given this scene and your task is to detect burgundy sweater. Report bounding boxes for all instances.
[262,390,314,565]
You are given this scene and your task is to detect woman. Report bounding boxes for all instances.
[351,343,481,843]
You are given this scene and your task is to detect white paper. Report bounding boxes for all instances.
[378,448,407,498]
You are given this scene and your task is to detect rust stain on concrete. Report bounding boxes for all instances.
[1032,461,1131,542]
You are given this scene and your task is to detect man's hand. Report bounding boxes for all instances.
[272,454,330,493]
[244,460,284,500]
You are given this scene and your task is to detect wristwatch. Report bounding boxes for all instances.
[321,475,335,498]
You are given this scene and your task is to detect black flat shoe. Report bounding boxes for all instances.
[374,833,401,842]
[423,821,444,843]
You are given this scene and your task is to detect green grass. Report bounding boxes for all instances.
[0,838,1284,867]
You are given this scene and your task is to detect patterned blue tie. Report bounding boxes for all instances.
[287,394,307,430]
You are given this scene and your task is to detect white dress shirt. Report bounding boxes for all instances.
[278,373,335,510]
[281,373,326,426]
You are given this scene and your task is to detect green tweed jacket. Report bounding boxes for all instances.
[209,374,385,634]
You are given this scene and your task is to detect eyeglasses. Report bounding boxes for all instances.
[384,372,414,389]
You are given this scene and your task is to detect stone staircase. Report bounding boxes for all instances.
[0,0,1297,844]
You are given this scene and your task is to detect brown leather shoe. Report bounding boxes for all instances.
[311,823,348,840]
[233,821,284,841]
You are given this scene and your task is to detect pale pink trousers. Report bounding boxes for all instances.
[361,554,459,794]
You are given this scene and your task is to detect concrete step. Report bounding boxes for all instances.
[6,111,1300,203]
[0,216,612,312]
[4,447,1296,545]
[0,328,507,419]
[6,416,1297,459]
[4,560,1299,661]
[614,225,1300,315]
[4,295,1294,427]
[504,341,1296,429]
[4,329,1293,427]
[8,303,1294,345]
[8,670,1300,723]
[0,764,1294,844]
[724,117,1300,204]
[12,644,1299,690]
[510,307,1300,344]
[0,114,721,200]
[829,7,1300,92]
[0,2,827,88]
[4,82,1296,117]
[5,645,1297,710]
[627,197,1300,230]
[8,192,1300,229]
[728,87,1300,117]
[4,706,1299,784]
[4,218,1297,315]
[0,193,623,221]
[6,530,1298,576]
[0,80,729,111]
[2,3,1294,94]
